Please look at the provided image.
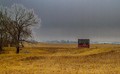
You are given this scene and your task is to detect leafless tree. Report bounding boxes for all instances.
[0,7,9,52]
[6,4,41,53]
[0,4,40,54]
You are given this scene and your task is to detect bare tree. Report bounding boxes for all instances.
[0,4,40,53]
[0,7,10,52]
[5,4,41,53]
[0,14,5,51]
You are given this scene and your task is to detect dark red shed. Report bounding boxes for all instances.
[78,39,90,48]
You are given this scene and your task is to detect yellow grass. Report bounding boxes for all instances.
[0,43,120,74]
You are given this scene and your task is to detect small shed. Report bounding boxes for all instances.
[78,39,90,48]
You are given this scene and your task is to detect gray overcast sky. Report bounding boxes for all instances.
[0,0,120,42]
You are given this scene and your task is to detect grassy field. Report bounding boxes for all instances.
[0,43,120,74]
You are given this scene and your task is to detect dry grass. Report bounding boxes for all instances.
[0,43,120,74]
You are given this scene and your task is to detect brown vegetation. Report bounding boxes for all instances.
[0,43,120,74]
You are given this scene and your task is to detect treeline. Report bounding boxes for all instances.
[46,40,77,44]
[0,4,40,53]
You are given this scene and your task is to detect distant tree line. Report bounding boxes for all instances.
[0,4,40,53]
[46,40,77,44]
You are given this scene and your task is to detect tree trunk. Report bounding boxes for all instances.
[16,41,20,54]
[0,42,3,53]
[0,47,2,53]
[16,29,21,54]
[16,46,19,54]
[0,44,3,53]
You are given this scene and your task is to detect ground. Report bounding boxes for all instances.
[0,43,120,74]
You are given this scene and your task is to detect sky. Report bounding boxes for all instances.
[0,0,120,42]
